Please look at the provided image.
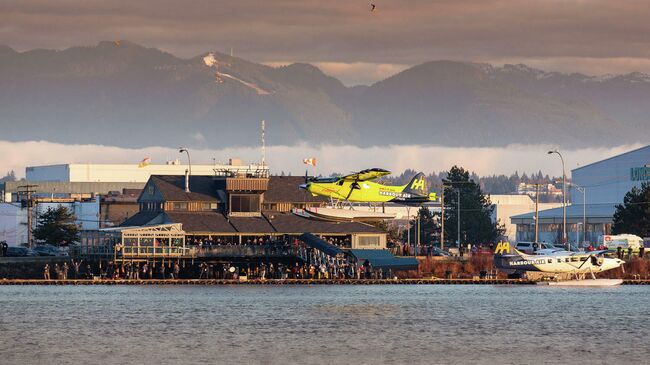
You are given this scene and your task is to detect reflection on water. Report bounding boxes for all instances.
[0,285,648,365]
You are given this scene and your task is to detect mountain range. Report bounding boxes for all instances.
[1,41,649,148]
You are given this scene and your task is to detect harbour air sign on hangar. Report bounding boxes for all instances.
[630,166,650,181]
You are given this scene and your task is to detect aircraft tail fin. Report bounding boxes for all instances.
[402,172,428,196]
[493,241,522,258]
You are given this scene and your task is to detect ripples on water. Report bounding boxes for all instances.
[0,285,648,365]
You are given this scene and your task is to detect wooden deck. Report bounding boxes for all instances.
[1,278,648,286]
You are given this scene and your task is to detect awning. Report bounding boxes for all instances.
[299,233,345,257]
[349,249,419,271]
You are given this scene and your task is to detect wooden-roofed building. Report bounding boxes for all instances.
[122,174,386,249]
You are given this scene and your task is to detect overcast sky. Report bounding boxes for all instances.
[2,0,650,85]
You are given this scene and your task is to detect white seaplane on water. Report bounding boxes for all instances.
[493,241,626,286]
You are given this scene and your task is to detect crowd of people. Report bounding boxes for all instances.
[40,244,394,280]
[43,260,85,280]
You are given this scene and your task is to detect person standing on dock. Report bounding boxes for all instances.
[72,260,82,279]
[62,262,69,280]
[173,262,180,279]
[43,264,50,280]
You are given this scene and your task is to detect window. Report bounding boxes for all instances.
[201,202,217,211]
[173,202,188,211]
[547,259,553,264]
[230,194,260,213]
[357,236,380,248]
[147,185,155,196]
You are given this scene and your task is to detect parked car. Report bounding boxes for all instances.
[33,245,68,257]
[515,242,556,254]
[6,247,38,257]
[430,247,451,256]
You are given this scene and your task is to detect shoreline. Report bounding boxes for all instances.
[1,278,649,285]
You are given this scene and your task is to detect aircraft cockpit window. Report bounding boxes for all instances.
[315,177,339,183]
[337,180,344,186]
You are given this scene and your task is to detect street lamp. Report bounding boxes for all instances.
[457,189,461,249]
[179,147,192,176]
[548,150,568,251]
[570,183,586,248]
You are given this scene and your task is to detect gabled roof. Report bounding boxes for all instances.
[264,176,328,203]
[265,212,382,234]
[149,175,225,202]
[163,211,236,233]
[572,144,650,172]
[229,216,276,233]
[121,211,162,226]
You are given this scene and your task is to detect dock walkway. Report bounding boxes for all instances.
[1,278,648,285]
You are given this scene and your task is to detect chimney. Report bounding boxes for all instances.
[185,169,190,193]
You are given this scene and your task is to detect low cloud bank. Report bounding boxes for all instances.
[0,140,643,179]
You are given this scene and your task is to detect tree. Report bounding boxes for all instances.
[612,183,650,237]
[441,166,504,246]
[33,206,80,246]
[0,170,16,182]
[402,207,438,245]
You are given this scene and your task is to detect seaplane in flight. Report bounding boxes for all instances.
[493,241,625,285]
[299,168,437,205]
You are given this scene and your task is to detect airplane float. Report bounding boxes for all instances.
[493,241,626,285]
[299,168,437,205]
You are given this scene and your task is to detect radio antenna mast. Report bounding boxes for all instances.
[261,120,266,166]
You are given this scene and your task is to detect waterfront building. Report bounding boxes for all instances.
[0,197,100,247]
[489,195,562,242]
[25,159,267,183]
[512,145,650,245]
[79,172,419,273]
[122,173,386,249]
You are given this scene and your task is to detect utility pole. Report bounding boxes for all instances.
[416,209,420,256]
[457,189,461,247]
[535,184,540,243]
[548,150,568,250]
[406,206,411,252]
[18,184,39,248]
[440,188,445,250]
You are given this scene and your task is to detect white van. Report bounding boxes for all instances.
[599,234,643,252]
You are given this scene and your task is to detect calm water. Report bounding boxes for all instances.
[0,285,648,365]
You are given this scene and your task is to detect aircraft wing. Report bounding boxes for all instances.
[586,250,613,256]
[341,168,391,181]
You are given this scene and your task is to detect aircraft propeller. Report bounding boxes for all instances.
[345,177,360,200]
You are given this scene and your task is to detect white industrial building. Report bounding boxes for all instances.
[0,198,100,247]
[490,195,562,242]
[512,145,650,245]
[26,159,268,183]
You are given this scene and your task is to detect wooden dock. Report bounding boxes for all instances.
[0,278,530,285]
[1,278,648,286]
